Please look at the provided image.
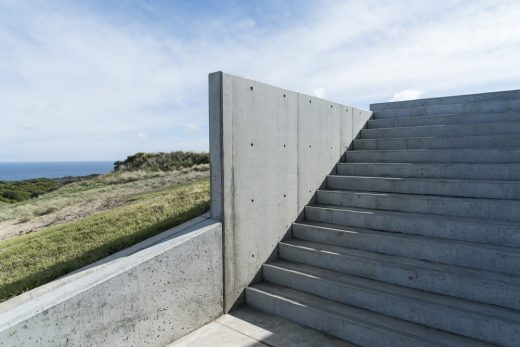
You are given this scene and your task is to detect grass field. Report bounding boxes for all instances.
[0,179,209,302]
[0,166,209,240]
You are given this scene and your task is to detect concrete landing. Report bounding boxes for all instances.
[168,307,353,347]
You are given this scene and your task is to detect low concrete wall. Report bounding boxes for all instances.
[0,214,223,347]
[209,72,372,311]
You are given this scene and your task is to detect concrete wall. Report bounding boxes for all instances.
[209,72,372,311]
[0,215,223,347]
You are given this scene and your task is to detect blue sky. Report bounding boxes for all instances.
[1,0,520,162]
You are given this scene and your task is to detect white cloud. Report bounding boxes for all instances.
[312,88,326,98]
[390,89,425,102]
[137,132,148,139]
[1,0,520,161]
[184,123,200,131]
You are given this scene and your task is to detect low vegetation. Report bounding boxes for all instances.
[114,151,209,172]
[0,180,210,302]
[0,167,209,229]
[0,178,64,203]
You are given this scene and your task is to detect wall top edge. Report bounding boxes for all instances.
[210,71,371,113]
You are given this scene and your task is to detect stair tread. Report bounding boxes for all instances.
[368,112,520,125]
[317,189,520,224]
[247,283,489,347]
[293,220,520,255]
[308,203,520,229]
[354,133,520,142]
[329,174,520,185]
[347,147,520,153]
[317,188,520,205]
[336,163,520,180]
[264,260,520,322]
[279,239,520,286]
[362,119,520,131]
[370,111,518,122]
[338,162,520,166]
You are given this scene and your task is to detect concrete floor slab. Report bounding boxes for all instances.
[168,307,353,347]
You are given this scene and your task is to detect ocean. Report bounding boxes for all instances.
[0,161,114,181]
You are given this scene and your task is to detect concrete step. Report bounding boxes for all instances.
[367,112,520,129]
[245,283,488,347]
[292,222,520,275]
[315,189,520,223]
[278,239,520,310]
[263,261,520,346]
[360,121,520,139]
[345,148,520,164]
[353,133,520,150]
[370,90,520,112]
[337,162,520,180]
[372,99,520,119]
[327,175,520,199]
[303,205,520,247]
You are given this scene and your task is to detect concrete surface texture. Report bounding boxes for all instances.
[209,71,372,312]
[169,307,352,347]
[0,215,223,347]
[240,89,520,346]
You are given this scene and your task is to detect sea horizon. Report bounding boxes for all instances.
[0,161,114,181]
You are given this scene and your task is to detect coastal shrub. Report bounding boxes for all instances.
[0,179,62,203]
[114,151,209,172]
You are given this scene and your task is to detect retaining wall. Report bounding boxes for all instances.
[0,214,223,347]
[209,72,372,311]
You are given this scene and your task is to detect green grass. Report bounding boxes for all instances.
[0,178,64,203]
[0,179,209,302]
[0,168,209,223]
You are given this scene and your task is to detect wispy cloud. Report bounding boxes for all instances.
[184,124,200,132]
[1,0,519,161]
[312,88,326,98]
[390,90,425,102]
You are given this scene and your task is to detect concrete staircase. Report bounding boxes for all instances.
[244,92,520,346]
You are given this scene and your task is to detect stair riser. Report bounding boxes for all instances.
[327,175,520,199]
[373,99,520,119]
[346,148,520,163]
[316,190,520,223]
[246,288,449,347]
[337,163,520,180]
[361,121,520,139]
[353,134,520,150]
[370,91,520,112]
[278,244,520,310]
[368,112,520,128]
[304,206,520,247]
[263,265,518,346]
[293,223,520,275]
